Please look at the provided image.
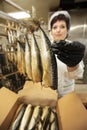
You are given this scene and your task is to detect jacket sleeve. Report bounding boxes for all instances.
[65,61,84,79]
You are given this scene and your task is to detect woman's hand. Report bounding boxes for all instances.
[51,40,85,67]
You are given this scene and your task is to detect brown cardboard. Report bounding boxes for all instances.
[18,81,58,108]
[57,92,87,130]
[0,87,19,130]
[77,93,87,107]
[1,85,87,130]
[23,81,34,89]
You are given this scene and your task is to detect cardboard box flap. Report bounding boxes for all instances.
[0,87,19,130]
[18,81,58,108]
[23,81,34,89]
[57,92,87,130]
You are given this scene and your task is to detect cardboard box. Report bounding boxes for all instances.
[0,87,19,130]
[18,81,58,108]
[23,81,34,89]
[57,92,87,130]
[0,82,58,129]
[1,84,87,130]
[77,93,87,107]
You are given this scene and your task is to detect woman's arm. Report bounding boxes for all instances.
[65,61,84,79]
[67,64,79,72]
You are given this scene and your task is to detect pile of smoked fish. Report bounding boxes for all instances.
[8,103,59,130]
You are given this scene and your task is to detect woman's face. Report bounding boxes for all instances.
[51,20,68,41]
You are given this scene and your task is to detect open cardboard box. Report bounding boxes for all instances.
[0,82,58,130]
[57,92,87,130]
[18,81,58,108]
[0,87,20,130]
[0,81,87,130]
[18,82,87,130]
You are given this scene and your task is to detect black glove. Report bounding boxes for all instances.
[51,40,85,67]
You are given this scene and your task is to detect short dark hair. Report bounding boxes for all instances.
[50,14,70,31]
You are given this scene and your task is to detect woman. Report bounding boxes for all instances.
[49,11,85,97]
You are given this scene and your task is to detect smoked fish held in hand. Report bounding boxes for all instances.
[40,27,57,89]
[31,33,42,82]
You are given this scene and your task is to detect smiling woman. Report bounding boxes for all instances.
[49,10,85,97]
